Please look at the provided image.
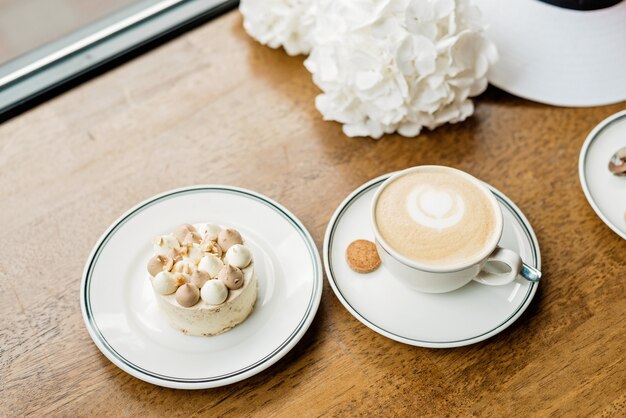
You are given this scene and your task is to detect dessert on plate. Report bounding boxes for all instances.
[147,223,258,336]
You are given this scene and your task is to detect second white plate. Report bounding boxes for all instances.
[579,109,626,240]
[324,174,541,348]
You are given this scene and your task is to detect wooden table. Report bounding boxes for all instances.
[1,10,624,417]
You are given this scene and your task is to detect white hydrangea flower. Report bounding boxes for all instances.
[239,0,316,56]
[305,0,497,138]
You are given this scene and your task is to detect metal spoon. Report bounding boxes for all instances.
[521,263,541,282]
[609,147,626,176]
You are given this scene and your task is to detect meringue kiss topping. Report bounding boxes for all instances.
[152,271,181,295]
[149,223,253,309]
[198,254,224,278]
[218,264,244,290]
[201,279,228,305]
[147,254,173,277]
[190,270,210,289]
[173,224,201,245]
[185,244,203,264]
[200,239,223,258]
[175,283,200,307]
[217,228,243,252]
[153,235,180,258]
[199,223,221,241]
[225,244,252,269]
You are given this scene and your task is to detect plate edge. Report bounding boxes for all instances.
[578,109,626,240]
[323,173,541,348]
[80,185,323,389]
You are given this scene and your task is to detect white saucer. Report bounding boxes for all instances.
[323,174,541,348]
[80,186,322,389]
[579,109,626,240]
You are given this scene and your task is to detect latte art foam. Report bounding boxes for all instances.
[375,168,498,266]
[407,187,465,230]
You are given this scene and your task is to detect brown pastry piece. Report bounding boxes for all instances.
[346,239,381,273]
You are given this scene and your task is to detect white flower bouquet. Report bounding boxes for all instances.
[240,0,497,139]
[239,0,316,56]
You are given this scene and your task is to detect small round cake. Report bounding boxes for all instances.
[147,223,258,336]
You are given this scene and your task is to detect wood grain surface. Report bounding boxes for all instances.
[1,10,625,417]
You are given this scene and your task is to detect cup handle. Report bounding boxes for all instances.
[474,247,523,286]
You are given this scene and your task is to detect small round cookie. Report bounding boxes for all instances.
[345,239,381,273]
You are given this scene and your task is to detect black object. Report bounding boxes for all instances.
[0,0,239,123]
[536,0,622,10]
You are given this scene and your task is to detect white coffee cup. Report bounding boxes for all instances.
[371,166,541,293]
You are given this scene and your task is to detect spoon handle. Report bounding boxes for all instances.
[521,263,541,282]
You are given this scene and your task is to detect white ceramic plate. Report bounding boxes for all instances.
[323,174,541,348]
[579,109,626,240]
[80,186,322,389]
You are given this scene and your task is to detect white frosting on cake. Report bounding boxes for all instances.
[155,266,257,336]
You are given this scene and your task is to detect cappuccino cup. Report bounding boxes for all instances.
[371,166,541,293]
